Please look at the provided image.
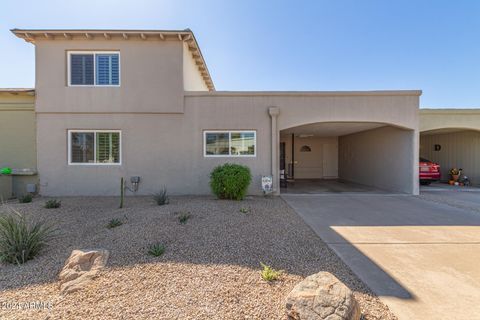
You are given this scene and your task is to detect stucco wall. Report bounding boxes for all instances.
[183,42,208,91]
[420,109,480,132]
[35,39,185,113]
[420,130,480,185]
[339,126,415,193]
[36,92,419,196]
[0,176,12,200]
[280,135,338,179]
[0,92,37,196]
[36,101,272,196]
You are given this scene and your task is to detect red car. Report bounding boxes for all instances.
[419,157,441,185]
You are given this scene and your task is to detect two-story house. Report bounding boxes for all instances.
[11,29,421,196]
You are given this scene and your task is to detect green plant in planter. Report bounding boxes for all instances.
[449,168,461,176]
[44,199,61,209]
[210,163,252,200]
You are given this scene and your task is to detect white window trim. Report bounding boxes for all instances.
[68,130,122,165]
[203,130,257,158]
[67,51,121,87]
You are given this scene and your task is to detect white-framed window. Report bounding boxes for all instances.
[68,130,121,165]
[67,51,120,86]
[204,131,256,157]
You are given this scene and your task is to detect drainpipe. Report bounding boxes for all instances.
[269,107,280,195]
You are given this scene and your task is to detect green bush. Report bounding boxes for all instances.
[210,163,252,200]
[18,194,33,203]
[44,199,61,209]
[0,209,57,265]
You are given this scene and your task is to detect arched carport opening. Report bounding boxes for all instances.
[420,127,480,186]
[280,121,415,194]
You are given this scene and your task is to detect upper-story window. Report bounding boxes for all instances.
[68,51,120,86]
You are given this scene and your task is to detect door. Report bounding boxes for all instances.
[323,143,338,178]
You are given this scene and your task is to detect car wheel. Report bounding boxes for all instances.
[420,181,431,185]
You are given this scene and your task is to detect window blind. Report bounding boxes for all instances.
[70,54,94,85]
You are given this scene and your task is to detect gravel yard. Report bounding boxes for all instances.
[0,196,396,319]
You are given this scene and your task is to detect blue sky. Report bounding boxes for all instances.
[1,0,479,107]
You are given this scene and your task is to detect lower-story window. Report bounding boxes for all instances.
[204,131,256,157]
[68,130,121,165]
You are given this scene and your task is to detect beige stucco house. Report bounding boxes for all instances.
[4,28,426,196]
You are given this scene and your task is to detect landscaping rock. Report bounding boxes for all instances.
[59,249,109,294]
[286,271,361,320]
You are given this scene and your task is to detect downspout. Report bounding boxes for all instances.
[269,107,280,195]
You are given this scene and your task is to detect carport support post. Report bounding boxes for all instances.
[269,107,280,195]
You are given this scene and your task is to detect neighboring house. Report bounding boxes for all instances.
[10,29,421,196]
[420,109,480,184]
[0,89,37,199]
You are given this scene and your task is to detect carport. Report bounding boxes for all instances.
[420,109,480,186]
[264,90,420,195]
[279,122,415,194]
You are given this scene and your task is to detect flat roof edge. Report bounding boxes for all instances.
[185,90,422,97]
[0,88,35,96]
[420,108,480,114]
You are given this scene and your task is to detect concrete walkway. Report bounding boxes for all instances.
[281,179,386,194]
[282,194,480,320]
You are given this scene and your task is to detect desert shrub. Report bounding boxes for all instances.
[0,208,57,265]
[210,163,252,200]
[148,243,165,257]
[153,187,169,206]
[260,262,283,282]
[44,199,61,209]
[107,218,123,229]
[177,212,191,224]
[18,194,33,203]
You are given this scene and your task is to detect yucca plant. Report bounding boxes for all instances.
[153,187,169,206]
[106,218,123,229]
[148,243,165,257]
[44,199,61,209]
[0,208,57,265]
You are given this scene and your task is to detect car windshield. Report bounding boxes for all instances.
[419,157,431,162]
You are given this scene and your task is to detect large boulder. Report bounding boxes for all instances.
[286,272,361,320]
[58,249,109,294]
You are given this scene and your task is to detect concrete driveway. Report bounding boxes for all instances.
[282,193,480,320]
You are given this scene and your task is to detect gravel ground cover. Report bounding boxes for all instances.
[0,196,396,319]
